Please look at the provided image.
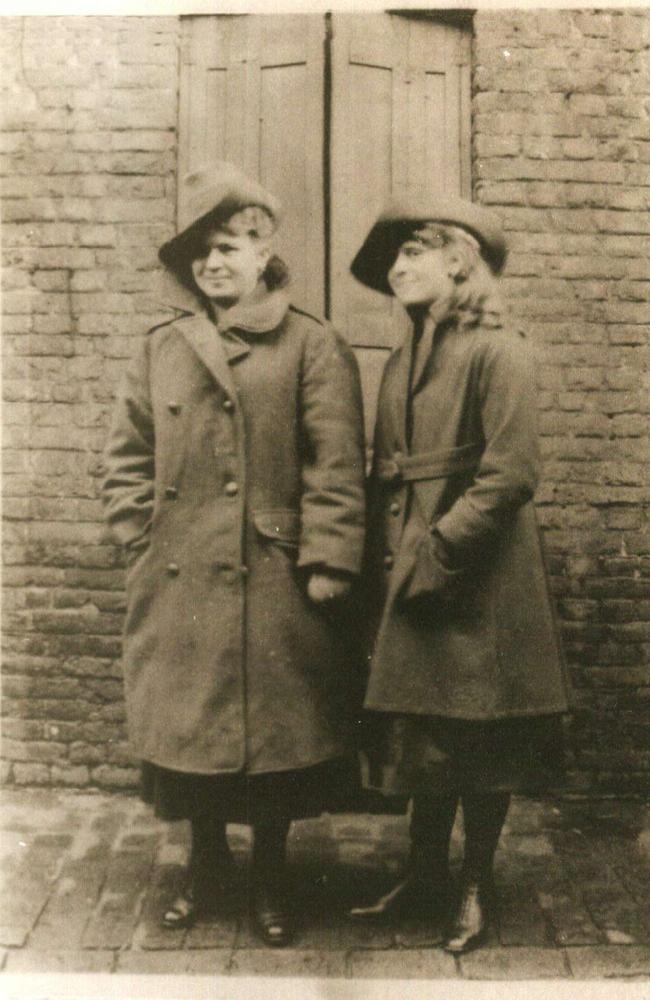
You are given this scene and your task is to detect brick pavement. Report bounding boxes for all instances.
[1,789,649,981]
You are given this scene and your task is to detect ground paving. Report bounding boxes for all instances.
[1,789,649,983]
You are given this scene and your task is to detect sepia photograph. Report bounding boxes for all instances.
[1,1,649,996]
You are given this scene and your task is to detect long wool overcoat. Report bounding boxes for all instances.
[363,313,569,721]
[102,277,366,775]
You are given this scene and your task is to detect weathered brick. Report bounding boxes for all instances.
[12,763,51,785]
[91,765,139,789]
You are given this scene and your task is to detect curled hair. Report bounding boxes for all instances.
[412,223,504,329]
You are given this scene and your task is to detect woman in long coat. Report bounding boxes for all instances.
[102,164,366,945]
[348,195,569,953]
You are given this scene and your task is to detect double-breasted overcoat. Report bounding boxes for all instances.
[102,276,366,776]
[362,313,569,721]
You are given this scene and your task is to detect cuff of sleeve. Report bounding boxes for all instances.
[297,543,363,577]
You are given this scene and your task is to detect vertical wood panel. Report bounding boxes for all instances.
[330,13,410,349]
[179,14,325,315]
[260,64,310,307]
[331,12,472,347]
[205,69,227,165]
[424,72,449,195]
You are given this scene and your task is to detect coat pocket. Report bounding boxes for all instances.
[398,532,466,607]
[253,508,301,548]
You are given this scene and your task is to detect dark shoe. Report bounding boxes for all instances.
[444,879,493,954]
[349,871,451,921]
[251,885,293,947]
[161,886,201,929]
[161,853,236,930]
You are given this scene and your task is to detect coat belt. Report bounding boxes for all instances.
[376,442,483,484]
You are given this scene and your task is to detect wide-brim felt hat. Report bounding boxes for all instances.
[351,193,508,295]
[159,162,282,269]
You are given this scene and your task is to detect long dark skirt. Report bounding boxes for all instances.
[360,712,567,804]
[141,756,362,823]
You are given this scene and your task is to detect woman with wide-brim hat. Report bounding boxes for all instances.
[348,193,570,953]
[102,163,366,946]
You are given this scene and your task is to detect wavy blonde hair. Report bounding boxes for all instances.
[413,223,505,329]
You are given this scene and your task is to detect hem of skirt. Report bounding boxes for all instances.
[139,755,360,822]
[362,704,571,720]
[137,749,349,777]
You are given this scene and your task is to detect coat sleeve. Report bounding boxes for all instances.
[296,325,366,576]
[434,332,540,555]
[101,334,155,552]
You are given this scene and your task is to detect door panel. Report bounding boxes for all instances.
[329,13,471,433]
[178,12,471,436]
[179,14,326,315]
[330,12,472,347]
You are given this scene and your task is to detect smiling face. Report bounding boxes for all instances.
[191,226,270,307]
[387,229,457,311]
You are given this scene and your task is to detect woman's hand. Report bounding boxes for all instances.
[307,572,352,604]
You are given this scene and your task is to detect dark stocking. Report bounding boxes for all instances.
[162,812,231,927]
[251,817,291,889]
[460,791,511,880]
[250,817,293,946]
[410,793,459,881]
[189,811,232,890]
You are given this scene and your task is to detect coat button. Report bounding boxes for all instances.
[383,554,394,569]
[167,402,181,414]
[223,398,234,412]
[390,501,400,516]
[166,562,180,577]
[240,565,249,578]
[224,481,238,497]
[165,486,178,500]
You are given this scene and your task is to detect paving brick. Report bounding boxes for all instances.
[348,948,458,979]
[28,855,109,949]
[557,834,649,943]
[536,856,604,946]
[184,913,239,950]
[392,917,447,950]
[0,837,65,947]
[496,859,552,947]
[116,949,230,974]
[459,946,569,979]
[4,949,115,973]
[566,945,650,979]
[82,845,156,949]
[227,948,347,978]
[132,863,187,951]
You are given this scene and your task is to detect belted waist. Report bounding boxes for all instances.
[376,442,483,484]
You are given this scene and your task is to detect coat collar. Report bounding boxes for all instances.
[155,269,290,395]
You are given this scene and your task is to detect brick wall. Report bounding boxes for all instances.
[2,16,180,789]
[2,11,649,794]
[473,9,650,794]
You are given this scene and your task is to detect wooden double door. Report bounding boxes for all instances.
[179,12,471,433]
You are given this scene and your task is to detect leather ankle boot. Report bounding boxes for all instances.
[444,876,494,954]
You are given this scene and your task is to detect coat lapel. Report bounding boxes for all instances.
[179,312,240,399]
[410,315,437,395]
[390,330,414,452]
